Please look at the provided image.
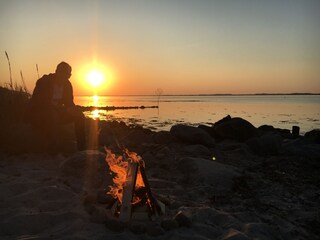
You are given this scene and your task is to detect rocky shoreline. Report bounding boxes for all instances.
[0,115,319,239]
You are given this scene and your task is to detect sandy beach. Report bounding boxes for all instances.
[1,116,319,240]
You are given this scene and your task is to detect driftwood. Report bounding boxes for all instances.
[78,105,158,111]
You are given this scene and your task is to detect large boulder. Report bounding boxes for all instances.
[153,131,174,144]
[177,157,240,196]
[170,124,215,147]
[98,120,131,147]
[283,139,320,160]
[181,144,212,157]
[258,124,293,139]
[121,128,154,147]
[246,133,283,156]
[213,116,258,142]
[304,129,320,144]
[59,150,113,193]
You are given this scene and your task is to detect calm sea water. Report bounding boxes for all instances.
[74,95,320,134]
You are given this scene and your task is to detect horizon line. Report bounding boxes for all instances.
[75,92,320,97]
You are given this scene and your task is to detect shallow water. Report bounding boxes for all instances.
[75,95,320,134]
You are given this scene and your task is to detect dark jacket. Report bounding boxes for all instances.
[28,73,75,112]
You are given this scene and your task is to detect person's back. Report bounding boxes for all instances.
[26,62,86,152]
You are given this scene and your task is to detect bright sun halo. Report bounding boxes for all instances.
[86,70,104,87]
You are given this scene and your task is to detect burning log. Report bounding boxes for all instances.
[119,160,138,222]
[105,147,164,222]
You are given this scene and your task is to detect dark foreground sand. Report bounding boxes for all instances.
[0,118,319,240]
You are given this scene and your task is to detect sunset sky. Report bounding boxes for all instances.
[1,0,319,95]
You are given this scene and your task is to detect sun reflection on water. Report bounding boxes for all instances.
[92,95,100,119]
[93,95,99,105]
[92,109,99,119]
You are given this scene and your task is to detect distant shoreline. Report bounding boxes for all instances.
[75,93,320,97]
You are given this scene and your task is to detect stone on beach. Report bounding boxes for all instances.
[246,132,283,156]
[213,115,258,142]
[177,157,240,195]
[1,114,320,240]
[59,150,113,193]
[170,124,215,147]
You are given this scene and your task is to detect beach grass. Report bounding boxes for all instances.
[0,86,31,153]
[0,86,30,122]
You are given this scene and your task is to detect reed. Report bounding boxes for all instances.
[5,51,13,90]
[36,64,40,79]
[0,53,32,153]
[20,70,29,94]
[0,86,31,153]
[1,52,30,123]
[0,86,30,121]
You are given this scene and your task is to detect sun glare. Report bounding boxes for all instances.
[77,61,115,95]
[86,70,104,87]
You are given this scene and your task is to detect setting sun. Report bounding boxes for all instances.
[86,70,104,87]
[76,60,116,95]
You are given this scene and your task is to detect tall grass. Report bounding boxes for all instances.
[36,64,40,79]
[0,86,31,153]
[20,70,29,94]
[0,86,30,122]
[5,51,13,89]
[1,51,31,122]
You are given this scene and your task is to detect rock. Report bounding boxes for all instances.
[153,131,174,144]
[146,225,165,236]
[283,140,320,159]
[59,150,113,193]
[0,212,84,236]
[129,222,146,234]
[246,133,282,156]
[222,228,250,240]
[304,129,320,143]
[122,129,154,147]
[82,193,97,206]
[193,222,222,239]
[174,211,192,228]
[105,219,125,232]
[259,124,293,139]
[213,116,258,142]
[292,125,300,137]
[170,124,215,147]
[198,124,215,137]
[192,207,241,230]
[258,124,276,133]
[96,191,115,204]
[276,128,292,139]
[243,223,278,240]
[178,157,240,195]
[98,120,132,146]
[181,144,212,157]
[155,146,171,159]
[161,219,179,231]
[90,205,109,224]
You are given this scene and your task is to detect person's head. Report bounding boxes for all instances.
[55,61,72,81]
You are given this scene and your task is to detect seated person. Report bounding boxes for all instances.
[26,61,86,151]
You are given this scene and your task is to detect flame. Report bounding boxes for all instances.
[105,148,145,203]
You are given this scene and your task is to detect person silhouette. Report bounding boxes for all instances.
[26,62,86,152]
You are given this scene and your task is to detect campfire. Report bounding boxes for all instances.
[105,147,164,222]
